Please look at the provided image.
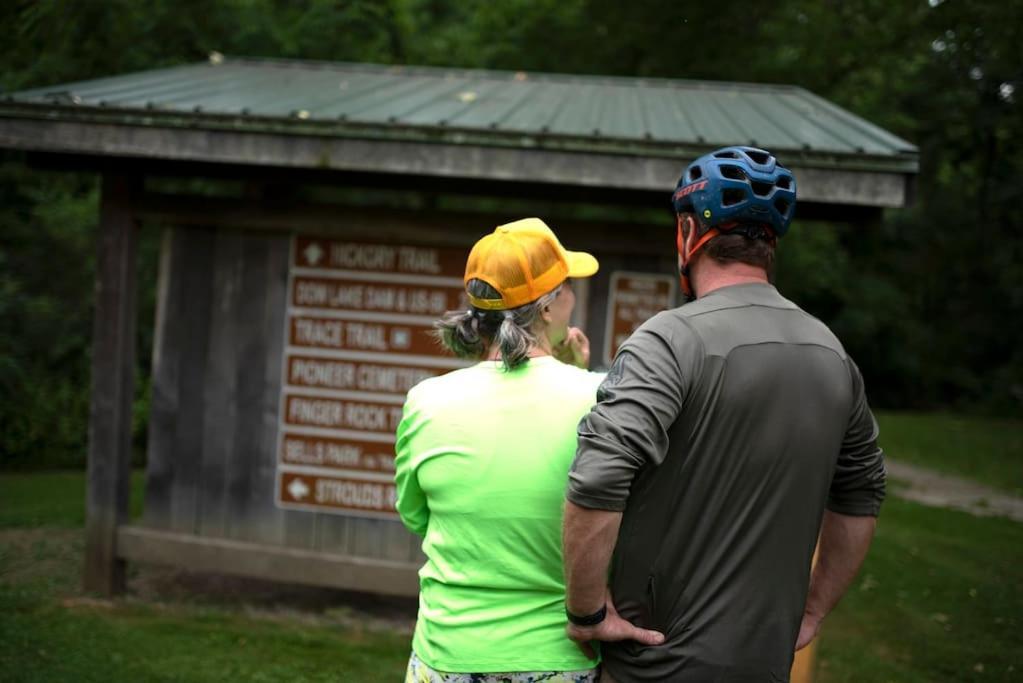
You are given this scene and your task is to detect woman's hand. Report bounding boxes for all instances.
[554,327,591,369]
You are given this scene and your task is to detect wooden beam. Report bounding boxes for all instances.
[1,118,913,208]
[84,175,140,595]
[116,526,422,597]
[132,192,676,255]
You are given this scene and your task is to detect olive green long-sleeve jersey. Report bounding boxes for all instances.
[568,283,886,683]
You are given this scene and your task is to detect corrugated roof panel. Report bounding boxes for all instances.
[548,82,604,136]
[677,90,744,146]
[643,88,698,143]
[2,58,917,171]
[719,91,818,151]
[499,81,572,133]
[400,77,502,126]
[334,74,440,122]
[76,66,240,106]
[450,79,537,130]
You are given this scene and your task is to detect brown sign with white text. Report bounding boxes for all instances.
[280,433,396,473]
[605,272,676,364]
[277,237,469,519]
[279,471,397,516]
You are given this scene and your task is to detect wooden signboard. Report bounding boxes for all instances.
[604,271,677,365]
[276,237,469,519]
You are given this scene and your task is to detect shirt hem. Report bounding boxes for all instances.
[566,488,627,512]
[413,652,598,674]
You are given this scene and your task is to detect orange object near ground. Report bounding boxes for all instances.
[790,544,821,683]
[791,639,817,682]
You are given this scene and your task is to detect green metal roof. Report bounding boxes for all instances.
[3,57,917,174]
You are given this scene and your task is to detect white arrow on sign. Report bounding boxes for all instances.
[287,477,310,501]
[303,242,324,266]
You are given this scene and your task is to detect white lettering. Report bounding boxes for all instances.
[330,244,396,270]
[398,246,441,274]
[293,319,343,347]
[315,479,394,510]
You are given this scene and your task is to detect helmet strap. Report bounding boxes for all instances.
[676,214,721,300]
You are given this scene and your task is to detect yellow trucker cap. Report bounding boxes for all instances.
[464,218,599,310]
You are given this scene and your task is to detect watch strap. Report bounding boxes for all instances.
[566,603,607,627]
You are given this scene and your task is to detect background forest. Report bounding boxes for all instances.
[1,0,1020,468]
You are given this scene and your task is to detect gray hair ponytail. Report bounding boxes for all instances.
[434,279,560,370]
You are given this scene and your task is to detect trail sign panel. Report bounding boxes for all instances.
[278,470,398,517]
[604,271,677,365]
[276,236,469,519]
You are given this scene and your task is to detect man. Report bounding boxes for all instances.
[562,146,887,682]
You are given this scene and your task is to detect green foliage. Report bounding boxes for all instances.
[0,167,97,468]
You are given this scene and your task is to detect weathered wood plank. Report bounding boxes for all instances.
[0,118,916,206]
[197,230,245,538]
[256,234,292,545]
[117,526,421,597]
[223,234,272,542]
[143,228,180,531]
[167,226,215,534]
[84,174,139,595]
[134,194,671,255]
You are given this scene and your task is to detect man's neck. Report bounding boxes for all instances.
[692,260,769,298]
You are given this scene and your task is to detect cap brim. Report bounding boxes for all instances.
[565,250,599,278]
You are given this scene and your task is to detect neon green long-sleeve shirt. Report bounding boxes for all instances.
[394,356,603,673]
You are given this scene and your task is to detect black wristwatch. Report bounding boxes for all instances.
[566,603,607,626]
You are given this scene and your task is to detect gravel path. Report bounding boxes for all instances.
[886,459,1023,522]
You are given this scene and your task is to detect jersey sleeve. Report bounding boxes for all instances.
[827,358,887,516]
[567,315,694,511]
[393,387,430,536]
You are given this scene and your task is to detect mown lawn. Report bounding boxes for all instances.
[815,497,1021,682]
[0,472,411,682]
[876,411,1023,496]
[1,408,1021,682]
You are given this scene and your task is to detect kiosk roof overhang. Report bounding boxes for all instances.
[0,58,918,208]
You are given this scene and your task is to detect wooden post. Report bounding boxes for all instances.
[84,174,139,595]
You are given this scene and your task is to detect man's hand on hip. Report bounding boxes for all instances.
[566,591,665,659]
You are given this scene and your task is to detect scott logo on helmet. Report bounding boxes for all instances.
[673,180,708,200]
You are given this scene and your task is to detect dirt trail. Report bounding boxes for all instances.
[886,459,1023,522]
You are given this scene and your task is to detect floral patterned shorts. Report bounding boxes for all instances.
[404,651,599,683]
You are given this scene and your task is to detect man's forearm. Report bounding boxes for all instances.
[805,509,877,621]
[563,500,623,614]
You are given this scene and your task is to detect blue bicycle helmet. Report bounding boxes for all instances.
[672,146,797,237]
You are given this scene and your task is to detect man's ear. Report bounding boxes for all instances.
[540,304,553,324]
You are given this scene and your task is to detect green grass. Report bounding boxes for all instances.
[0,470,145,528]
[876,411,1023,496]
[0,472,411,682]
[2,409,1021,682]
[817,497,1022,682]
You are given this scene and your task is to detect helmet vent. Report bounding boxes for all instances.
[774,198,791,215]
[722,188,746,206]
[776,175,792,190]
[713,151,738,159]
[688,165,704,181]
[719,165,747,181]
[751,181,773,197]
[746,150,770,164]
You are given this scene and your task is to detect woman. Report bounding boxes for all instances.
[394,218,603,682]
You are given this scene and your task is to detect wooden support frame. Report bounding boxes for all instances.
[84,174,140,595]
[116,526,421,596]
